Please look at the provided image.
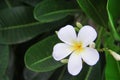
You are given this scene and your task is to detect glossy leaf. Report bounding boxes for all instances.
[0,45,9,79]
[0,6,71,44]
[34,0,79,23]
[105,54,120,80]
[107,0,120,40]
[77,0,108,27]
[0,6,39,44]
[25,35,63,72]
[104,36,120,80]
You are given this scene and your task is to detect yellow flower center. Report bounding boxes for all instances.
[71,42,84,54]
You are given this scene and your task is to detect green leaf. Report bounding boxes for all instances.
[105,54,120,80]
[104,36,120,80]
[24,68,54,80]
[25,35,63,72]
[1,75,9,80]
[0,6,70,44]
[77,0,108,27]
[0,0,8,10]
[0,6,40,44]
[21,0,41,6]
[107,0,120,41]
[0,45,9,79]
[34,0,79,23]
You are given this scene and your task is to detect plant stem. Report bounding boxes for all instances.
[96,27,104,49]
[84,66,92,80]
[57,66,66,80]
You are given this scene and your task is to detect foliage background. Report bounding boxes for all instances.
[0,0,120,80]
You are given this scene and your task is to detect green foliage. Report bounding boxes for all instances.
[0,0,120,80]
[25,35,63,72]
[24,68,54,80]
[107,0,120,41]
[34,0,80,23]
[77,0,108,27]
[0,45,9,79]
[0,6,71,44]
[104,36,120,80]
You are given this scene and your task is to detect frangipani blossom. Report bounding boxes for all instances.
[52,25,99,76]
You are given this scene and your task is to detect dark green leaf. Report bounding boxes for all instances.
[0,6,71,44]
[107,0,120,40]
[24,68,54,80]
[25,35,63,72]
[77,0,108,27]
[104,36,120,80]
[34,0,79,23]
[105,53,120,80]
[0,45,9,79]
[1,75,9,80]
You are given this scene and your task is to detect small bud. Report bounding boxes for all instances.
[75,27,79,32]
[55,31,58,35]
[76,22,82,28]
[108,50,120,61]
[89,42,95,48]
[60,59,68,63]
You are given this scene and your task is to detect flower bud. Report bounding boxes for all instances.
[89,42,95,48]
[108,50,120,61]
[60,59,68,63]
[76,22,82,28]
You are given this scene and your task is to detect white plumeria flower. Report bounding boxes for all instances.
[52,25,99,76]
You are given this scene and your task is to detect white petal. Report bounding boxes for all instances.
[58,25,77,45]
[68,53,82,76]
[77,25,97,47]
[81,47,99,66]
[52,43,72,61]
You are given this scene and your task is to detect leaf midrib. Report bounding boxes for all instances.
[0,22,40,30]
[36,9,80,18]
[30,56,52,67]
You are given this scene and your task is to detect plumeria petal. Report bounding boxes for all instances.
[81,47,99,66]
[77,25,97,47]
[68,53,82,76]
[52,43,72,61]
[57,25,77,45]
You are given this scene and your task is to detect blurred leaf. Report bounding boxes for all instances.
[107,0,120,41]
[0,0,8,10]
[104,36,120,80]
[24,68,54,80]
[1,75,9,80]
[34,0,79,23]
[22,0,41,6]
[0,45,9,79]
[0,6,71,44]
[25,35,63,72]
[77,0,108,27]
